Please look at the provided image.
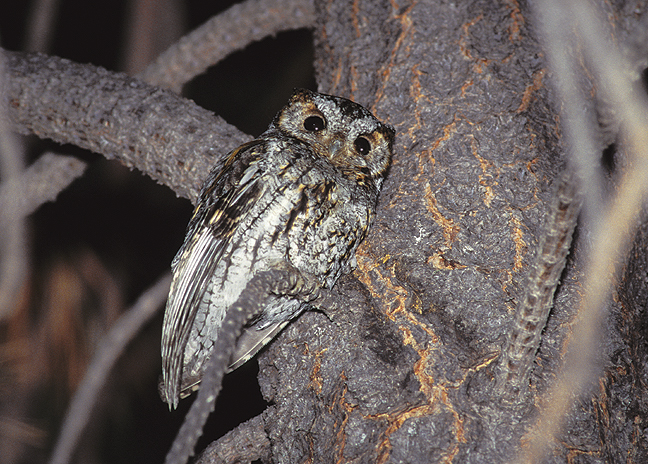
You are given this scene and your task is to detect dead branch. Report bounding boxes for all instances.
[0,152,87,218]
[139,0,315,92]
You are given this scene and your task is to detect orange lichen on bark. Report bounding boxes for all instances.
[331,57,343,92]
[406,64,426,144]
[427,252,467,270]
[350,65,359,99]
[355,253,466,462]
[356,255,408,318]
[470,136,500,207]
[459,14,491,73]
[504,0,525,42]
[351,0,361,38]
[424,183,460,248]
[429,118,459,152]
[355,253,438,341]
[460,78,474,98]
[375,1,415,107]
[331,375,356,464]
[516,68,546,113]
[509,216,527,272]
[366,345,463,463]
[307,345,328,395]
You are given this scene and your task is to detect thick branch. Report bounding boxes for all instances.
[2,50,250,203]
[0,50,27,320]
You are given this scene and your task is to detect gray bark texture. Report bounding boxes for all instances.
[256,1,648,463]
[3,0,648,463]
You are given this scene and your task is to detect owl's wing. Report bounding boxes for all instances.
[161,141,265,407]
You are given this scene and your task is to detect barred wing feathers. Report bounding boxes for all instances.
[161,141,264,407]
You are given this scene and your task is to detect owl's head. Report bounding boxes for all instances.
[271,89,395,187]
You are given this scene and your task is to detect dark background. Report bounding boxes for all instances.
[0,1,315,462]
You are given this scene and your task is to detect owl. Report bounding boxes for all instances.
[160,89,395,408]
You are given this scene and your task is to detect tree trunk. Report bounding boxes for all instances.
[256,1,648,462]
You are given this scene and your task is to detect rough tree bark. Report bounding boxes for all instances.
[2,0,648,463]
[255,1,648,463]
[259,1,565,461]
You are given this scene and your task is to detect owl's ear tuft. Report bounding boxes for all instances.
[291,88,316,102]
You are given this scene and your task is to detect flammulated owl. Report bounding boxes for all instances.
[160,89,394,408]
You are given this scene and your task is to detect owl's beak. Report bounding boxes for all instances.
[328,136,344,161]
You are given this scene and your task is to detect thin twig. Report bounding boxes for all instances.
[0,49,28,320]
[122,0,185,75]
[24,0,61,53]
[138,0,315,92]
[0,151,87,317]
[0,152,87,218]
[49,273,172,464]
[517,1,648,462]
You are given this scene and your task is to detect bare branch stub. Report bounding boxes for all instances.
[194,414,270,464]
[49,273,172,464]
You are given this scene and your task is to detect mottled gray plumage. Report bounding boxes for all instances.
[160,89,394,408]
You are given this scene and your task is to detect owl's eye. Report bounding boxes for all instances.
[304,115,326,132]
[354,136,371,156]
